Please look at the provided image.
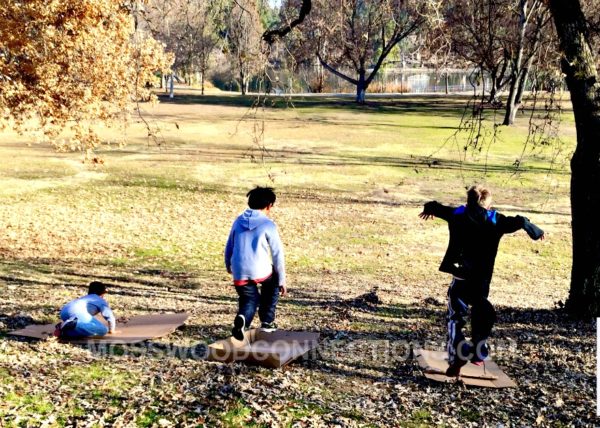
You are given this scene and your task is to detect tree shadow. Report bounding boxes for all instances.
[155,93,485,119]
[0,313,42,330]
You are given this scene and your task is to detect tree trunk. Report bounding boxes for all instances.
[503,74,519,125]
[240,70,246,95]
[504,0,529,125]
[549,0,600,317]
[488,73,498,104]
[201,71,205,96]
[445,72,449,95]
[356,70,367,104]
[515,65,530,105]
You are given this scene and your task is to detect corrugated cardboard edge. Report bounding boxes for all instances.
[7,313,189,345]
[415,349,517,388]
[207,329,320,368]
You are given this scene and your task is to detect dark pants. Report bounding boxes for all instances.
[235,273,279,327]
[447,278,496,364]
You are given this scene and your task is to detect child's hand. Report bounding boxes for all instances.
[279,284,287,296]
[419,212,434,220]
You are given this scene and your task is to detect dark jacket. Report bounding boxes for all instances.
[423,201,544,287]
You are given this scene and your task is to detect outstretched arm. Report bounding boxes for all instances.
[497,214,545,240]
[419,201,455,222]
[522,217,545,240]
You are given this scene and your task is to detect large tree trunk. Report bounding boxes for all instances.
[356,70,367,104]
[240,69,246,95]
[549,0,600,317]
[503,0,529,126]
[503,74,519,125]
[488,73,499,104]
[515,65,530,106]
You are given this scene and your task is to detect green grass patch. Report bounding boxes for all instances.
[459,408,481,422]
[400,408,434,427]
[63,363,138,401]
[133,247,170,258]
[0,367,12,381]
[1,391,54,419]
[219,399,266,428]
[282,399,329,425]
[137,409,161,427]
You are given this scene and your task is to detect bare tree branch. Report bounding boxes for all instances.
[316,52,358,85]
[262,0,312,44]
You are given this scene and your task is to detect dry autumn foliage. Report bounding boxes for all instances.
[0,0,172,155]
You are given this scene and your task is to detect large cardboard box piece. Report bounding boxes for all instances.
[415,349,517,388]
[208,329,320,368]
[8,313,189,345]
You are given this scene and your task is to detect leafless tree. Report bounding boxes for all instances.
[441,0,553,124]
[291,0,433,103]
[445,0,513,103]
[225,0,264,95]
[501,0,553,125]
[142,0,223,93]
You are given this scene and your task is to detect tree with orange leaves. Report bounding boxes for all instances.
[0,0,172,155]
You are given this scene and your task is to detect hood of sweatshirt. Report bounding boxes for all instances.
[238,209,270,231]
[455,204,497,226]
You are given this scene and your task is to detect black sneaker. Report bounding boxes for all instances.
[260,322,277,332]
[232,314,246,341]
[445,358,468,377]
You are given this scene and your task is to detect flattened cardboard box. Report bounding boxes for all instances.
[208,329,320,368]
[8,313,189,345]
[415,349,517,388]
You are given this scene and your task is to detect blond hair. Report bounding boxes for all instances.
[467,185,492,208]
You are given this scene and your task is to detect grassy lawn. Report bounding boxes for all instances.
[0,93,593,426]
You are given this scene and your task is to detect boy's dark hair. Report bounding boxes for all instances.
[88,281,107,296]
[247,186,276,210]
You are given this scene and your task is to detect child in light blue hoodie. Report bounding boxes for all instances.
[225,186,286,340]
[57,281,117,338]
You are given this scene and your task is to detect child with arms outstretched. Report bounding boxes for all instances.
[420,185,544,376]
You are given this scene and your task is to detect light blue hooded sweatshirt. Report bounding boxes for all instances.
[60,294,116,331]
[224,209,286,286]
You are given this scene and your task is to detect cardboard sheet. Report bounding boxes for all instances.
[7,313,189,345]
[208,329,320,368]
[415,349,516,388]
